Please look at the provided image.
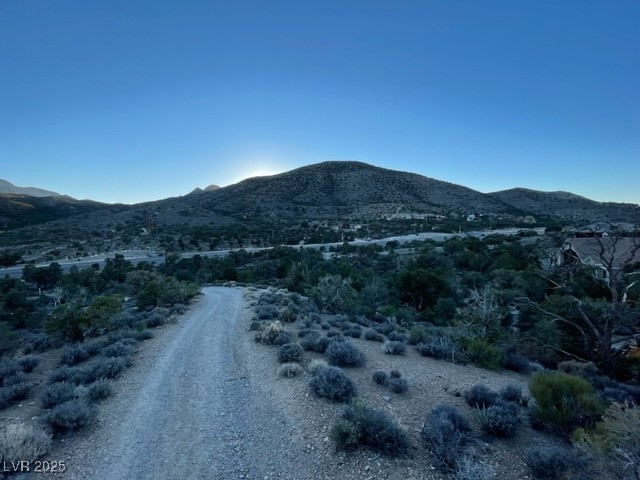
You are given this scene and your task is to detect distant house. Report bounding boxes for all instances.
[561,236,640,284]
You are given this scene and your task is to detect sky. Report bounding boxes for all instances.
[0,0,638,205]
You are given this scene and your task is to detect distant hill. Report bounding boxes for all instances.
[190,161,511,220]
[0,194,125,229]
[489,188,640,223]
[0,179,60,197]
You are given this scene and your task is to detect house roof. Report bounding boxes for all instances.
[564,237,640,270]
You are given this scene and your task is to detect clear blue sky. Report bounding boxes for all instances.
[1,0,638,204]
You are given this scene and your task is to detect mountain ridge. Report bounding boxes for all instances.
[0,179,60,197]
[1,161,639,230]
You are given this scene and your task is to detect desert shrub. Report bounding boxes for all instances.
[421,404,471,470]
[272,332,293,347]
[387,331,408,343]
[50,357,129,385]
[171,303,187,315]
[373,371,387,385]
[279,308,296,323]
[572,402,640,478]
[599,387,634,404]
[0,388,13,409]
[476,403,519,437]
[364,329,385,342]
[524,446,579,479]
[134,329,153,341]
[0,422,51,464]
[257,321,284,345]
[278,343,304,363]
[110,311,138,329]
[344,328,362,339]
[297,327,318,338]
[83,337,111,356]
[416,336,458,361]
[144,312,166,328]
[467,339,503,370]
[382,340,406,355]
[309,367,356,402]
[312,336,333,353]
[453,455,495,480]
[321,322,331,330]
[374,323,395,335]
[530,371,605,434]
[500,384,525,405]
[18,355,39,373]
[85,380,112,403]
[503,352,532,373]
[40,382,77,409]
[558,360,598,377]
[307,359,328,374]
[464,385,500,409]
[277,363,303,378]
[388,377,408,394]
[300,334,320,351]
[60,346,89,366]
[326,330,342,338]
[257,305,279,320]
[309,312,321,323]
[249,320,263,331]
[3,372,27,387]
[325,341,365,367]
[408,325,429,345]
[389,369,402,379]
[331,402,410,456]
[0,383,30,409]
[43,399,96,432]
[0,361,20,384]
[89,357,130,381]
[102,340,136,358]
[21,332,55,353]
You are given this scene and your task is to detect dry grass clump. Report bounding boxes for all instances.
[0,422,51,464]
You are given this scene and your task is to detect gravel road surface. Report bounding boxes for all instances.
[46,287,313,480]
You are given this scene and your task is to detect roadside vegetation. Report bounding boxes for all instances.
[1,222,638,478]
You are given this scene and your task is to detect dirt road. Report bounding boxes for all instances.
[49,287,313,480]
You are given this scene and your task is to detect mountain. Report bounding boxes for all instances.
[1,161,639,232]
[190,161,511,220]
[0,179,60,197]
[489,188,640,223]
[0,194,127,229]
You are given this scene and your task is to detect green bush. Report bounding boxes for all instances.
[330,402,410,456]
[466,339,503,370]
[529,371,605,434]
